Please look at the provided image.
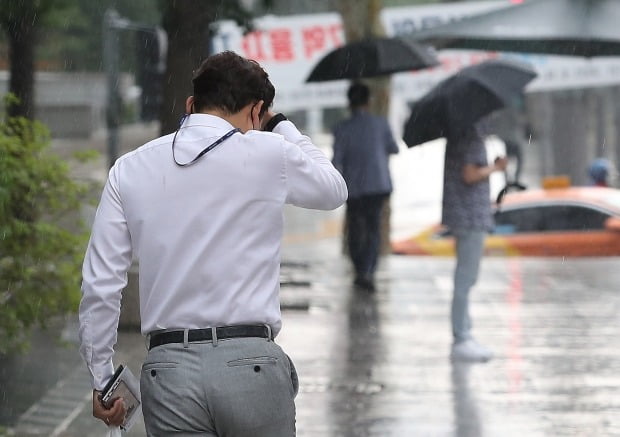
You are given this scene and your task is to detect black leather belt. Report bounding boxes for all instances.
[148,325,271,350]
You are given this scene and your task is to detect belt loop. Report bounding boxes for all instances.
[183,329,189,348]
[264,324,272,342]
[145,333,151,351]
[211,327,218,347]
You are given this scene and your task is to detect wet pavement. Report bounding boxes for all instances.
[5,225,620,436]
[1,126,620,436]
[278,238,620,437]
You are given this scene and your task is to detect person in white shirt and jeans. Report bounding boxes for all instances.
[78,50,348,436]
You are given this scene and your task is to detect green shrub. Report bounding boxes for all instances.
[0,109,89,353]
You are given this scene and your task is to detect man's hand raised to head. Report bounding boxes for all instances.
[261,110,276,131]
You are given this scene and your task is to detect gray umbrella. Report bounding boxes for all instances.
[306,36,438,82]
[407,0,620,58]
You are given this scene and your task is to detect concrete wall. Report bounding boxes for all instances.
[525,86,620,187]
[0,71,134,139]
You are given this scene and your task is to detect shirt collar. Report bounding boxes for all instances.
[182,113,236,131]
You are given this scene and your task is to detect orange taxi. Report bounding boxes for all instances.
[392,185,620,257]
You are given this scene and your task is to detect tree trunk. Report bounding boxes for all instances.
[336,0,393,255]
[6,14,36,119]
[337,0,389,116]
[159,0,216,135]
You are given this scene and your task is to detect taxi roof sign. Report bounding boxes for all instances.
[542,175,571,189]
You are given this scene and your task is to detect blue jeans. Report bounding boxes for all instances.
[451,230,486,343]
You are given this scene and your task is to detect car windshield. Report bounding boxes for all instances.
[494,203,611,233]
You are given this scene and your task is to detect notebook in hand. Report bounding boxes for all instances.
[100,364,142,431]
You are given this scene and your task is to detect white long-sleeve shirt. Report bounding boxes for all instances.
[79,114,347,389]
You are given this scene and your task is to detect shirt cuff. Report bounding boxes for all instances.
[263,113,287,131]
[273,120,304,144]
[90,361,116,391]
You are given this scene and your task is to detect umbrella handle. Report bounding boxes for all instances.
[496,181,527,205]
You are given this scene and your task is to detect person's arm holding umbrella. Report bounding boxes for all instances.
[383,118,399,156]
[331,124,346,174]
[460,126,507,184]
[462,156,508,184]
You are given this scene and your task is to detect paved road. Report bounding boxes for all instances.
[5,237,620,436]
[2,126,620,436]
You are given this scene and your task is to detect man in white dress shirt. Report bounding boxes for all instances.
[78,51,347,436]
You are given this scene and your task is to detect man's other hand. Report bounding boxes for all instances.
[261,111,276,130]
[92,390,126,427]
[494,156,509,171]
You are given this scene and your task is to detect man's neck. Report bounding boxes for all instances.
[201,109,239,127]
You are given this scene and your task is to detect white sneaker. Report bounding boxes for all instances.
[451,339,493,362]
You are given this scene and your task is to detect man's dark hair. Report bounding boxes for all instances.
[347,82,370,108]
[192,51,275,117]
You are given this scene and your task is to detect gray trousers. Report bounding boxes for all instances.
[451,230,486,343]
[141,337,299,436]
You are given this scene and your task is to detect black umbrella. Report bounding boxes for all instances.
[407,0,620,58]
[402,58,537,148]
[306,36,439,82]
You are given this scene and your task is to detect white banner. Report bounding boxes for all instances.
[211,1,620,113]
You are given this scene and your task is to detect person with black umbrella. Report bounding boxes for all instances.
[402,59,535,361]
[443,124,507,362]
[332,82,399,291]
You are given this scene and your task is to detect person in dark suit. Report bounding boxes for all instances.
[332,82,399,291]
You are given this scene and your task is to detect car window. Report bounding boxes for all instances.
[494,207,544,233]
[437,227,452,238]
[539,205,609,231]
[494,204,610,233]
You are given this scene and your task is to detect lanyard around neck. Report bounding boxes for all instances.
[172,126,240,167]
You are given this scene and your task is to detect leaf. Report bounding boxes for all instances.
[0,107,88,352]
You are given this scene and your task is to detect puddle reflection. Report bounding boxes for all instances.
[328,287,385,437]
[452,362,483,437]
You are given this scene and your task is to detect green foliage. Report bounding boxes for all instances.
[38,0,162,71]
[0,105,89,353]
[0,0,279,73]
[0,0,54,27]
